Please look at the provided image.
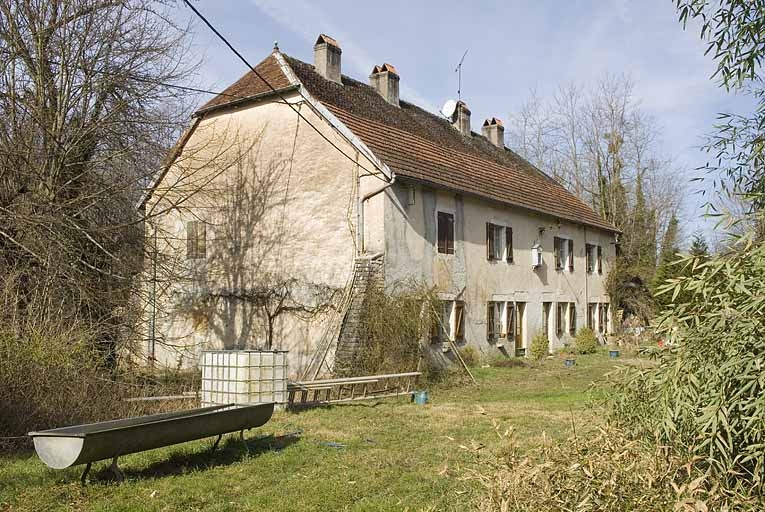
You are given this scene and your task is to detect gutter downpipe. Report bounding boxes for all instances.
[359,173,396,255]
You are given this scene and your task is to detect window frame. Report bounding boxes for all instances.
[186,220,207,260]
[586,243,595,273]
[437,211,455,255]
[597,245,603,274]
[556,302,566,336]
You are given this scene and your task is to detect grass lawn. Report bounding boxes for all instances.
[0,353,635,511]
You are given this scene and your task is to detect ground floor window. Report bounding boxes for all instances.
[556,302,566,336]
[432,300,464,343]
[487,301,525,353]
[599,303,609,334]
[587,303,597,330]
[542,302,552,341]
[568,303,576,335]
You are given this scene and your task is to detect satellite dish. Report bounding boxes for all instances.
[440,99,457,119]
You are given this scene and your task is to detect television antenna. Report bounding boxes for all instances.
[454,49,468,100]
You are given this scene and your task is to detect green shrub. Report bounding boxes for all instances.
[529,331,549,360]
[608,239,765,496]
[574,327,598,354]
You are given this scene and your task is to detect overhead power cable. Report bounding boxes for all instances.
[181,0,388,182]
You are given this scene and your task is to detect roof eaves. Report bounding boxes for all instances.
[192,84,300,118]
[395,174,619,234]
[273,52,393,181]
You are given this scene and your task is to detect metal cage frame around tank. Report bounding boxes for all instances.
[200,350,289,407]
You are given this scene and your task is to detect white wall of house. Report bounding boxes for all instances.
[384,181,616,357]
[143,92,385,375]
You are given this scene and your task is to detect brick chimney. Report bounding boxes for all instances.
[482,117,505,148]
[369,63,400,107]
[314,34,342,84]
[453,101,471,136]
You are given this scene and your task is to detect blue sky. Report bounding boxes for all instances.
[179,0,754,244]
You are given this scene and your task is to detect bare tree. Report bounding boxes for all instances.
[0,0,196,357]
[506,74,685,323]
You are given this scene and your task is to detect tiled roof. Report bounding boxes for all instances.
[196,53,617,233]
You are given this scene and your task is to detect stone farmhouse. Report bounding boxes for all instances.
[141,34,618,375]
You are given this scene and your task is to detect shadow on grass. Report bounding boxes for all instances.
[286,400,387,415]
[90,431,301,483]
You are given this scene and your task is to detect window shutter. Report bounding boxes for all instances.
[455,302,464,341]
[597,245,603,274]
[569,303,576,335]
[486,223,494,260]
[197,223,207,259]
[553,237,561,269]
[505,227,513,262]
[487,303,494,340]
[568,239,574,271]
[437,213,446,253]
[448,214,455,254]
[186,221,197,259]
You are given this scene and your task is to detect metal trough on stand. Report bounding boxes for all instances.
[28,402,274,483]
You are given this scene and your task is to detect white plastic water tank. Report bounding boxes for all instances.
[200,350,288,407]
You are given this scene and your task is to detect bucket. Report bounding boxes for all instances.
[609,350,620,358]
[564,358,575,368]
[413,390,429,405]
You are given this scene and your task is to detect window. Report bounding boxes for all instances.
[597,245,603,274]
[432,300,464,342]
[599,303,609,334]
[586,244,596,273]
[587,303,597,330]
[406,186,416,206]
[487,301,504,341]
[568,303,576,335]
[556,302,566,336]
[486,224,514,262]
[553,237,573,271]
[186,221,207,260]
[437,211,454,254]
[542,302,551,340]
[514,302,525,354]
[454,301,465,342]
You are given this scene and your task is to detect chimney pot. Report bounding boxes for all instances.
[482,117,505,148]
[369,63,400,107]
[453,101,471,136]
[314,34,342,84]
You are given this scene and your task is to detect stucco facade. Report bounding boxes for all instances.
[384,181,614,356]
[141,41,617,373]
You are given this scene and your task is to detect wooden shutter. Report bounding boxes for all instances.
[186,221,197,259]
[197,223,207,259]
[585,244,593,272]
[455,302,464,341]
[447,214,454,254]
[437,212,447,253]
[569,303,576,335]
[505,227,513,262]
[568,239,574,271]
[597,245,603,274]
[553,237,561,269]
[487,303,495,340]
[486,223,494,260]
